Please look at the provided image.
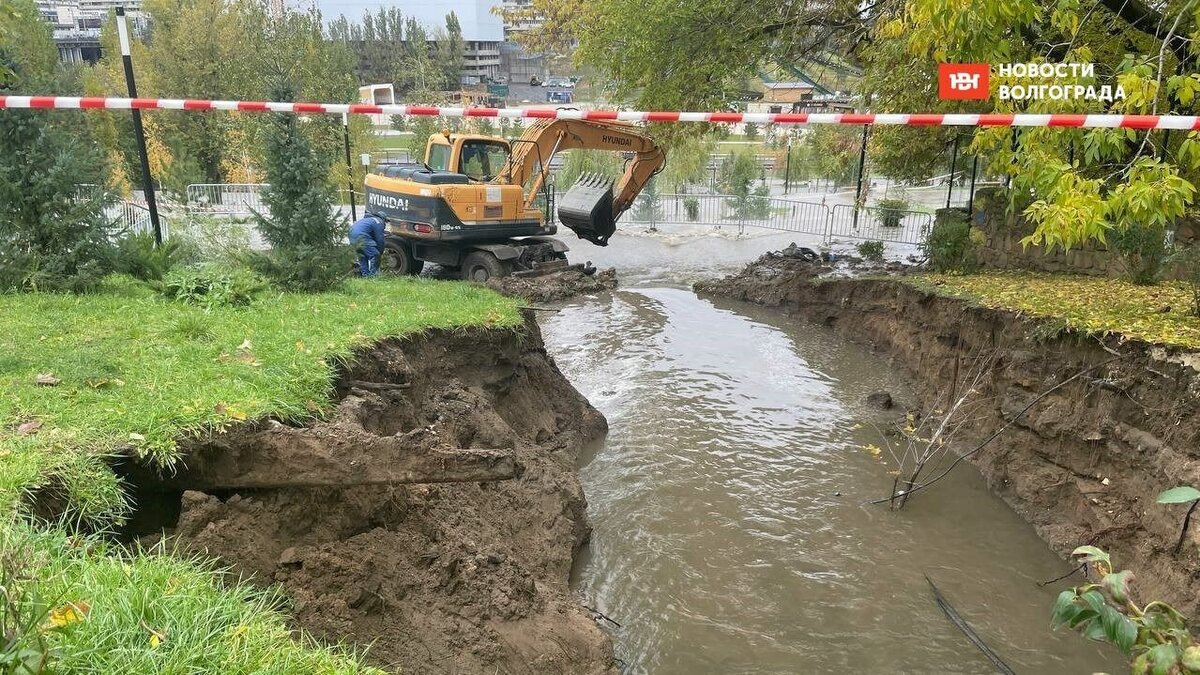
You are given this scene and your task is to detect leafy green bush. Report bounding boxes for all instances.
[683,196,700,221]
[1055,546,1200,673]
[922,213,979,273]
[875,196,910,227]
[856,240,885,262]
[1112,223,1171,285]
[114,232,194,282]
[161,264,265,308]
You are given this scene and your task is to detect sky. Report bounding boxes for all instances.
[307,0,505,41]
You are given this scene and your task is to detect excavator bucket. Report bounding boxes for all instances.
[557,173,616,246]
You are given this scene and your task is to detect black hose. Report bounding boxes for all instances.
[925,574,1016,675]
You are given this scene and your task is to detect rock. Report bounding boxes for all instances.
[278,546,301,565]
[866,390,894,410]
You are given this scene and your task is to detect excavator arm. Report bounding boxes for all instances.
[502,119,666,246]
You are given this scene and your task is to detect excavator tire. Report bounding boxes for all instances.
[381,239,424,276]
[461,250,512,283]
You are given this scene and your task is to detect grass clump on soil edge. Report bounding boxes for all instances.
[1,274,520,525]
[905,271,1200,349]
[1,519,383,673]
[0,274,519,672]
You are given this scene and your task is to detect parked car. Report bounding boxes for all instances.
[545,76,574,89]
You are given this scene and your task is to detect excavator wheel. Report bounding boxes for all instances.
[381,239,424,276]
[461,251,512,283]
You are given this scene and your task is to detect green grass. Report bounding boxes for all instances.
[1,519,383,673]
[0,275,521,524]
[905,271,1200,349]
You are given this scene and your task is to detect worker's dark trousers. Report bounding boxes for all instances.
[355,239,379,277]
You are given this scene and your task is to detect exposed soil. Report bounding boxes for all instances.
[697,252,1200,618]
[137,316,617,674]
[488,267,618,303]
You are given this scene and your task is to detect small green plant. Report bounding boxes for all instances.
[0,528,58,675]
[875,196,910,227]
[1112,224,1171,285]
[161,264,266,308]
[683,196,700,222]
[922,213,979,273]
[1054,546,1200,673]
[114,232,193,282]
[1158,486,1200,555]
[856,240,885,263]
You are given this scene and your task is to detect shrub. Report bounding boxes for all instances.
[161,264,266,308]
[875,196,910,227]
[252,81,350,292]
[1112,223,1171,285]
[922,212,979,272]
[114,232,193,282]
[0,110,115,294]
[1170,244,1200,316]
[683,196,700,221]
[247,245,349,294]
[856,240,885,262]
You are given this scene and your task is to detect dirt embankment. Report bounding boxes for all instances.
[698,254,1200,617]
[487,267,618,303]
[140,317,616,674]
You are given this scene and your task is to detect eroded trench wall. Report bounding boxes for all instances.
[131,316,618,675]
[701,276,1200,617]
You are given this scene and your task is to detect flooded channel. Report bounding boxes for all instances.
[540,268,1123,673]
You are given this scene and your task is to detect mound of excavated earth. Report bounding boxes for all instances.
[697,252,1200,620]
[488,267,618,303]
[138,316,616,674]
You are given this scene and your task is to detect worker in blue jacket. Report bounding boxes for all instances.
[349,212,387,277]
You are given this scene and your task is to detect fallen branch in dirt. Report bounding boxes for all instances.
[346,380,412,392]
[925,574,1015,675]
[869,354,1129,506]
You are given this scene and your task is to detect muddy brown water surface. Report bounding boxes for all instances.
[539,262,1125,673]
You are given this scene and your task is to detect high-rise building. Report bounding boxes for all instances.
[33,0,146,64]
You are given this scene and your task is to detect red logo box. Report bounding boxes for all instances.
[939,63,989,100]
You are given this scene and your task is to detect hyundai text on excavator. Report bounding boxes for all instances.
[363,119,666,282]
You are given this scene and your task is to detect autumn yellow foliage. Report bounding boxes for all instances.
[909,272,1200,349]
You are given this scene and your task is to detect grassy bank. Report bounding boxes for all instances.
[906,271,1200,349]
[0,273,519,672]
[2,520,383,673]
[1,275,521,525]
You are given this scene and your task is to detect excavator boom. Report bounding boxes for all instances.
[503,120,665,246]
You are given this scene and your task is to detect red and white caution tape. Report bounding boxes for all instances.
[3,95,1200,129]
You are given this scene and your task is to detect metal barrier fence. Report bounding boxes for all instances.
[826,204,933,245]
[185,183,269,214]
[620,193,931,246]
[76,182,934,251]
[623,193,831,237]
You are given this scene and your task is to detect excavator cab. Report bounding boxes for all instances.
[557,174,617,246]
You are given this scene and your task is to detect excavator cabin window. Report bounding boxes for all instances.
[457,140,510,183]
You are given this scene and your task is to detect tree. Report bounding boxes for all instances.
[870,0,1200,253]
[0,1,114,293]
[501,0,869,111]
[251,82,350,292]
[659,134,716,191]
[436,12,465,90]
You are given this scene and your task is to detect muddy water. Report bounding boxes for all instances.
[541,284,1123,674]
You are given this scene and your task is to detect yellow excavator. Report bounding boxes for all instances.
[364,119,666,281]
